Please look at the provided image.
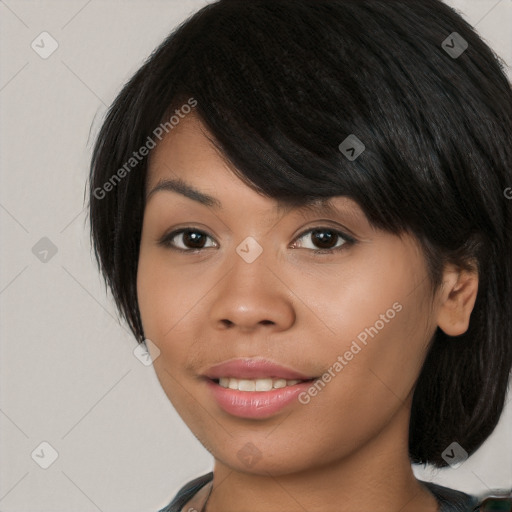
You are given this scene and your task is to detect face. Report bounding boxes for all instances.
[137,113,441,476]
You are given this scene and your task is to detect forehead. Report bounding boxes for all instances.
[146,112,361,217]
[147,112,220,170]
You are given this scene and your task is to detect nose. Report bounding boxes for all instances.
[208,246,296,333]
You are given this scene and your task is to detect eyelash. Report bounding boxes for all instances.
[157,226,356,255]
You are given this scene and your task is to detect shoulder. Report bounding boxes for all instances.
[421,480,480,512]
[157,472,214,512]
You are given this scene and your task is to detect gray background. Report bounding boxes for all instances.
[0,1,511,510]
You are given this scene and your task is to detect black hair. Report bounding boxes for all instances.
[88,0,512,467]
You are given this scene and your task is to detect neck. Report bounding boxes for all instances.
[204,404,439,512]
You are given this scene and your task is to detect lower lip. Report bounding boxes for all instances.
[205,379,315,419]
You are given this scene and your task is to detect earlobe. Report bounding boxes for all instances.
[437,266,479,337]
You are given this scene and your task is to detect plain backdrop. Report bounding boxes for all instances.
[0,1,511,511]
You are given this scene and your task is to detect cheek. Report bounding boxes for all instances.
[296,245,425,353]
[137,253,168,338]
[371,295,435,409]
[325,286,434,431]
[298,247,434,412]
[136,249,189,373]
[137,248,203,341]
[136,246,223,398]
[137,251,202,411]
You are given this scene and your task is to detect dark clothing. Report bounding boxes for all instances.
[157,472,481,512]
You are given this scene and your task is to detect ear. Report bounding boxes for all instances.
[436,264,479,336]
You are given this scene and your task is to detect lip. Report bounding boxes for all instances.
[204,357,314,380]
[203,358,317,419]
[205,379,315,419]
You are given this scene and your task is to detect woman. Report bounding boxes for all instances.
[88,0,512,510]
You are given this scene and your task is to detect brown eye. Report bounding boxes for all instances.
[293,228,354,253]
[311,229,339,249]
[159,229,217,251]
[159,226,355,254]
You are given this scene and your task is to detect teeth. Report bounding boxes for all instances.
[217,377,302,391]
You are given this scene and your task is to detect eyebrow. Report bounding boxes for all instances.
[146,177,222,208]
[145,177,347,215]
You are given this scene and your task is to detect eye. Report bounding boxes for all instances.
[158,228,217,252]
[158,226,355,254]
[291,227,355,254]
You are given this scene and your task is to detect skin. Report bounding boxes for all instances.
[137,113,479,512]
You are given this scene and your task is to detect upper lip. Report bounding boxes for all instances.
[204,358,315,380]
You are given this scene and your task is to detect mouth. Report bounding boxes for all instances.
[203,358,318,418]
[204,356,316,381]
[210,376,315,392]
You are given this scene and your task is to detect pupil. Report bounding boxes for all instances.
[184,230,205,248]
[312,229,336,249]
[181,230,338,250]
